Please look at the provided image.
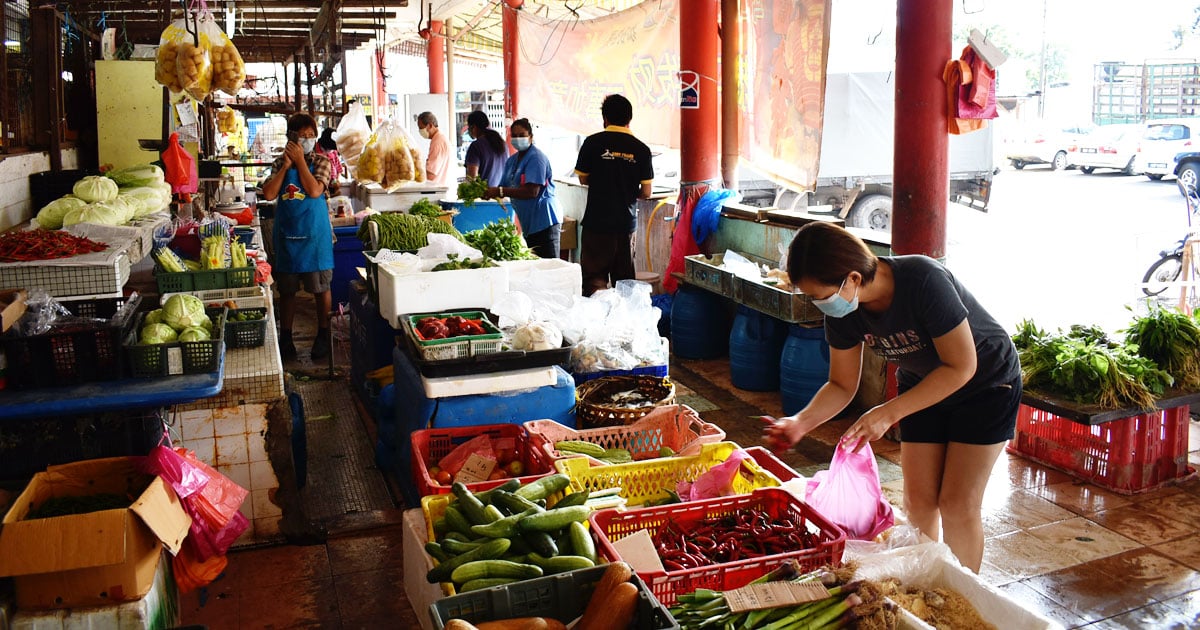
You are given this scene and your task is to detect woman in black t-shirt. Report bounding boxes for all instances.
[763,221,1021,574]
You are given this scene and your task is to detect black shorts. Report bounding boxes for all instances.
[898,375,1022,445]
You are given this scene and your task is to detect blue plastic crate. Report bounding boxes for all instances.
[572,363,669,386]
[332,225,365,306]
[440,199,513,233]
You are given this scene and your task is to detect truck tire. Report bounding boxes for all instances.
[846,194,891,232]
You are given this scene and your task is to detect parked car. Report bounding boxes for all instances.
[1133,118,1200,181]
[1172,150,1200,194]
[1066,124,1144,175]
[1004,123,1094,170]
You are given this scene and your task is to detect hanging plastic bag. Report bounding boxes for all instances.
[162,132,198,194]
[207,23,246,95]
[177,16,215,101]
[334,101,371,172]
[146,443,211,499]
[154,19,191,93]
[177,448,249,529]
[805,441,894,540]
[173,542,228,593]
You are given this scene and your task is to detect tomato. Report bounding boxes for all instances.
[506,460,525,477]
[496,448,517,465]
[435,470,453,486]
[488,468,508,480]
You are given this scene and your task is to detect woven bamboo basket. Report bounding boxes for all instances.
[575,375,676,429]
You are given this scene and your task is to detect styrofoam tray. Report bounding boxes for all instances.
[377,263,508,327]
[421,364,558,398]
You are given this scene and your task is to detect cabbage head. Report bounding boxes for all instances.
[72,175,119,203]
[122,187,169,216]
[140,322,178,345]
[162,294,207,331]
[36,195,88,229]
[116,192,157,219]
[107,164,165,188]
[144,308,165,325]
[107,196,137,223]
[177,326,211,342]
[62,201,127,227]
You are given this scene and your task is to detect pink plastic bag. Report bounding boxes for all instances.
[805,442,894,540]
[677,448,750,501]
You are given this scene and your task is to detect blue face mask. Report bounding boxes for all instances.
[511,137,531,151]
[812,276,859,318]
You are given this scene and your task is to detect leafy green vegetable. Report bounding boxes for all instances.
[140,322,178,345]
[409,198,443,218]
[457,177,489,207]
[162,294,208,331]
[431,253,498,271]
[463,219,538,261]
[1123,303,1200,390]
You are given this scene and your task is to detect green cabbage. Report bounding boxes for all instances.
[139,322,178,345]
[177,326,211,342]
[162,294,207,331]
[122,187,169,216]
[62,201,127,227]
[107,164,165,188]
[144,308,164,325]
[36,196,88,229]
[72,176,119,203]
[116,192,159,219]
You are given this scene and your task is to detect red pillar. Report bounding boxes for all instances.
[427,20,446,94]
[679,0,719,186]
[503,2,521,127]
[893,0,951,257]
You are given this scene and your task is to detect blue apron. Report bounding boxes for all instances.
[273,161,333,273]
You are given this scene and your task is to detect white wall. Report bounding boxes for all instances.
[0,149,80,231]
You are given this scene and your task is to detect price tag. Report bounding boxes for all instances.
[454,453,496,484]
[175,102,198,126]
[724,582,832,613]
[166,347,184,376]
[610,529,666,574]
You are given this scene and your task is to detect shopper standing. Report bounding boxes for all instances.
[315,128,342,195]
[482,118,562,258]
[464,110,509,186]
[573,94,654,296]
[417,111,452,185]
[762,221,1022,573]
[261,113,334,362]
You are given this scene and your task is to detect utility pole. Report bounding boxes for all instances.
[1038,0,1047,118]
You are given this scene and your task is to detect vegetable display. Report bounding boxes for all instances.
[670,564,867,630]
[651,507,822,570]
[0,230,108,262]
[356,212,463,251]
[463,220,538,261]
[410,197,444,218]
[35,196,88,230]
[431,254,497,271]
[415,315,488,340]
[1123,303,1200,390]
[137,295,214,346]
[457,178,489,207]
[106,164,165,189]
[72,175,119,203]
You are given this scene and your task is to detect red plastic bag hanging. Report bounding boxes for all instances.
[805,441,894,540]
[162,132,199,194]
[957,46,998,120]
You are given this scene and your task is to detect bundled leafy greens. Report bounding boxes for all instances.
[1123,303,1200,390]
[463,219,538,261]
[409,197,443,218]
[457,177,488,207]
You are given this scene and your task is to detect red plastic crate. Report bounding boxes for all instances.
[589,487,846,607]
[742,446,803,483]
[1007,403,1194,494]
[410,423,555,498]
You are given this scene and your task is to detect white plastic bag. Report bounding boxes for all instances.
[334,101,371,170]
[417,233,482,261]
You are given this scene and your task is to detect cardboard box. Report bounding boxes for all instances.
[0,457,191,610]
[560,217,578,251]
[0,289,27,333]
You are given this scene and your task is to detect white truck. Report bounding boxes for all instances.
[756,71,995,232]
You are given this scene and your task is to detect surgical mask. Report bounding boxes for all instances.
[511,137,531,151]
[301,138,317,154]
[812,276,859,318]
[419,127,431,140]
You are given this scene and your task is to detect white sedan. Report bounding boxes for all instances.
[1066,124,1144,175]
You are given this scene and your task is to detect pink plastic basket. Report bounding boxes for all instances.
[524,404,725,469]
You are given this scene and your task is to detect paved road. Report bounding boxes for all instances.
[939,166,1191,334]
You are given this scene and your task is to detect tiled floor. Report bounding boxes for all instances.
[179,352,1200,629]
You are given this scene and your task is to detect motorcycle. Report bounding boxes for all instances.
[1142,183,1200,296]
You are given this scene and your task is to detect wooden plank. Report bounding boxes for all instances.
[1021,387,1200,426]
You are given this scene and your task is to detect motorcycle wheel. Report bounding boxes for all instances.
[1142,254,1183,296]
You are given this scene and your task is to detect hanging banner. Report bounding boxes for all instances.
[517,0,681,148]
[738,0,831,192]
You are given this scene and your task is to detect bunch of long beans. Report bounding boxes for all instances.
[669,564,865,630]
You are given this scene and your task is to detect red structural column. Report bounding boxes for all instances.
[893,0,951,257]
[679,0,719,186]
[503,2,522,125]
[428,20,446,94]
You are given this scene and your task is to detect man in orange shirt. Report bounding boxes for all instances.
[418,111,452,185]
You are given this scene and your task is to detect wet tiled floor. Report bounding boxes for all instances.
[180,352,1200,629]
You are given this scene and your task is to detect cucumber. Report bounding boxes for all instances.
[459,577,519,593]
[568,521,597,564]
[500,553,531,564]
[526,552,595,575]
[426,538,510,583]
[517,505,592,533]
[555,529,574,555]
[513,474,571,501]
[491,490,545,515]
[470,507,538,539]
[432,516,448,537]
[452,483,494,525]
[424,541,451,563]
[442,531,472,543]
[482,504,505,522]
[441,538,485,555]
[451,559,544,584]
[474,478,521,504]
[521,530,559,557]
[554,440,607,458]
[552,490,590,508]
[442,505,475,538]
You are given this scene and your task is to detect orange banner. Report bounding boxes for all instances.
[517,1,681,147]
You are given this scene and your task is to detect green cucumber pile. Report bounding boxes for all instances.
[426,474,600,592]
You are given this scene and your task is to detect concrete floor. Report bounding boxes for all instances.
[178,298,1200,629]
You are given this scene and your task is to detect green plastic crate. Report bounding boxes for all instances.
[154,265,255,294]
[402,310,503,361]
[224,308,267,349]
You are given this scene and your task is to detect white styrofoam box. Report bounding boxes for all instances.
[356,182,449,212]
[377,263,509,328]
[498,258,583,299]
[421,365,559,398]
[11,551,178,630]
[401,507,441,630]
[851,543,1063,630]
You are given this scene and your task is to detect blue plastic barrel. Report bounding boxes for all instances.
[779,325,831,414]
[729,306,789,391]
[670,285,730,359]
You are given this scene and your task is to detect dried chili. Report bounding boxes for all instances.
[0,230,108,263]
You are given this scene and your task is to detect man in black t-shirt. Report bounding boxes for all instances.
[573,94,654,296]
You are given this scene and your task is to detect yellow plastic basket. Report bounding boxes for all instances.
[553,442,780,507]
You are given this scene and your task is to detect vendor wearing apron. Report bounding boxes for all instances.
[483,118,562,258]
[261,113,334,362]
